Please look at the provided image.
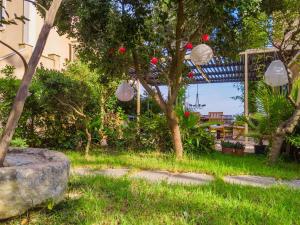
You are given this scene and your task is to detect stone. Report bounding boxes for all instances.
[223,175,277,187]
[130,170,214,185]
[71,167,92,176]
[0,148,70,220]
[130,170,170,182]
[72,168,129,178]
[93,168,129,178]
[168,172,214,185]
[283,180,300,189]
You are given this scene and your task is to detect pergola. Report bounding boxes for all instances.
[135,47,279,139]
[185,47,279,137]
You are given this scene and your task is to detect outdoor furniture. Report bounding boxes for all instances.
[210,125,243,140]
[224,126,234,139]
[208,112,224,123]
[209,125,225,139]
[232,126,245,140]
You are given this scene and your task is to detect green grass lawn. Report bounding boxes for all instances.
[68,150,300,180]
[4,150,300,225]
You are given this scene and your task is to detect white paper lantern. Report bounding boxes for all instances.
[264,60,288,87]
[190,44,213,65]
[115,81,134,102]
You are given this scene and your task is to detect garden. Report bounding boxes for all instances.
[0,0,300,225]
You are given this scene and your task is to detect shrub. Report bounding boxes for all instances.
[221,141,236,148]
[235,142,245,149]
[10,137,29,148]
[183,127,215,154]
[115,112,172,152]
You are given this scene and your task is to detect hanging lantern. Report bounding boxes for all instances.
[202,34,210,42]
[115,81,134,102]
[190,44,213,66]
[184,111,190,118]
[118,47,126,54]
[264,60,288,87]
[185,42,193,50]
[151,57,159,65]
[187,71,194,79]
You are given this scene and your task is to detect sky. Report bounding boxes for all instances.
[141,82,244,116]
[185,83,244,115]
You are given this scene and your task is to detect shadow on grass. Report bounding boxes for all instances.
[7,175,299,225]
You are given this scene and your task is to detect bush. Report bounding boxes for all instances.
[182,127,215,154]
[221,141,236,148]
[115,112,172,152]
[10,137,29,148]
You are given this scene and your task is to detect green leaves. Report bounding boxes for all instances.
[244,81,294,143]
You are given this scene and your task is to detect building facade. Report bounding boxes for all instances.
[0,0,75,79]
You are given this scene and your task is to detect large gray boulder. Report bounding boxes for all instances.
[0,148,70,220]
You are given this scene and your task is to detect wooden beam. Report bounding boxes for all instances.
[244,52,249,144]
[240,47,279,55]
[136,79,141,123]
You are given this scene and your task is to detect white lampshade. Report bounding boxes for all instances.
[264,60,288,87]
[115,81,134,102]
[190,44,213,65]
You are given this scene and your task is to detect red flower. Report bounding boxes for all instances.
[118,47,126,54]
[185,42,193,50]
[151,57,159,65]
[201,34,210,42]
[108,48,115,55]
[187,71,194,79]
[184,111,190,118]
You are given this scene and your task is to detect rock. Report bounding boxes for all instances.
[72,168,129,178]
[0,148,70,220]
[223,175,277,187]
[130,170,214,185]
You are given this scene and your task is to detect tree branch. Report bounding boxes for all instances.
[55,97,86,118]
[24,0,48,13]
[132,50,167,112]
[0,40,28,74]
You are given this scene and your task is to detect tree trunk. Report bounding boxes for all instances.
[269,133,285,163]
[85,127,92,156]
[0,0,63,167]
[166,108,183,159]
[268,105,300,163]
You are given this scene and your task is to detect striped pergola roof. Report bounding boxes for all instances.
[185,48,278,84]
[128,48,279,84]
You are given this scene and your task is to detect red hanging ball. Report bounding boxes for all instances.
[184,111,191,118]
[151,57,159,65]
[187,71,194,79]
[202,34,210,42]
[185,42,193,50]
[119,47,126,54]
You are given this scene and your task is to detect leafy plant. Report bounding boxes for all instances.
[221,141,236,148]
[237,82,294,145]
[286,135,300,148]
[182,127,215,154]
[235,142,245,150]
[10,137,29,148]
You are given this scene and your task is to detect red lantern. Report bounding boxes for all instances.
[201,34,210,42]
[118,47,126,54]
[184,111,190,118]
[187,71,194,79]
[185,42,193,50]
[151,57,159,65]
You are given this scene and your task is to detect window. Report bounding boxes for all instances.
[0,0,6,30]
